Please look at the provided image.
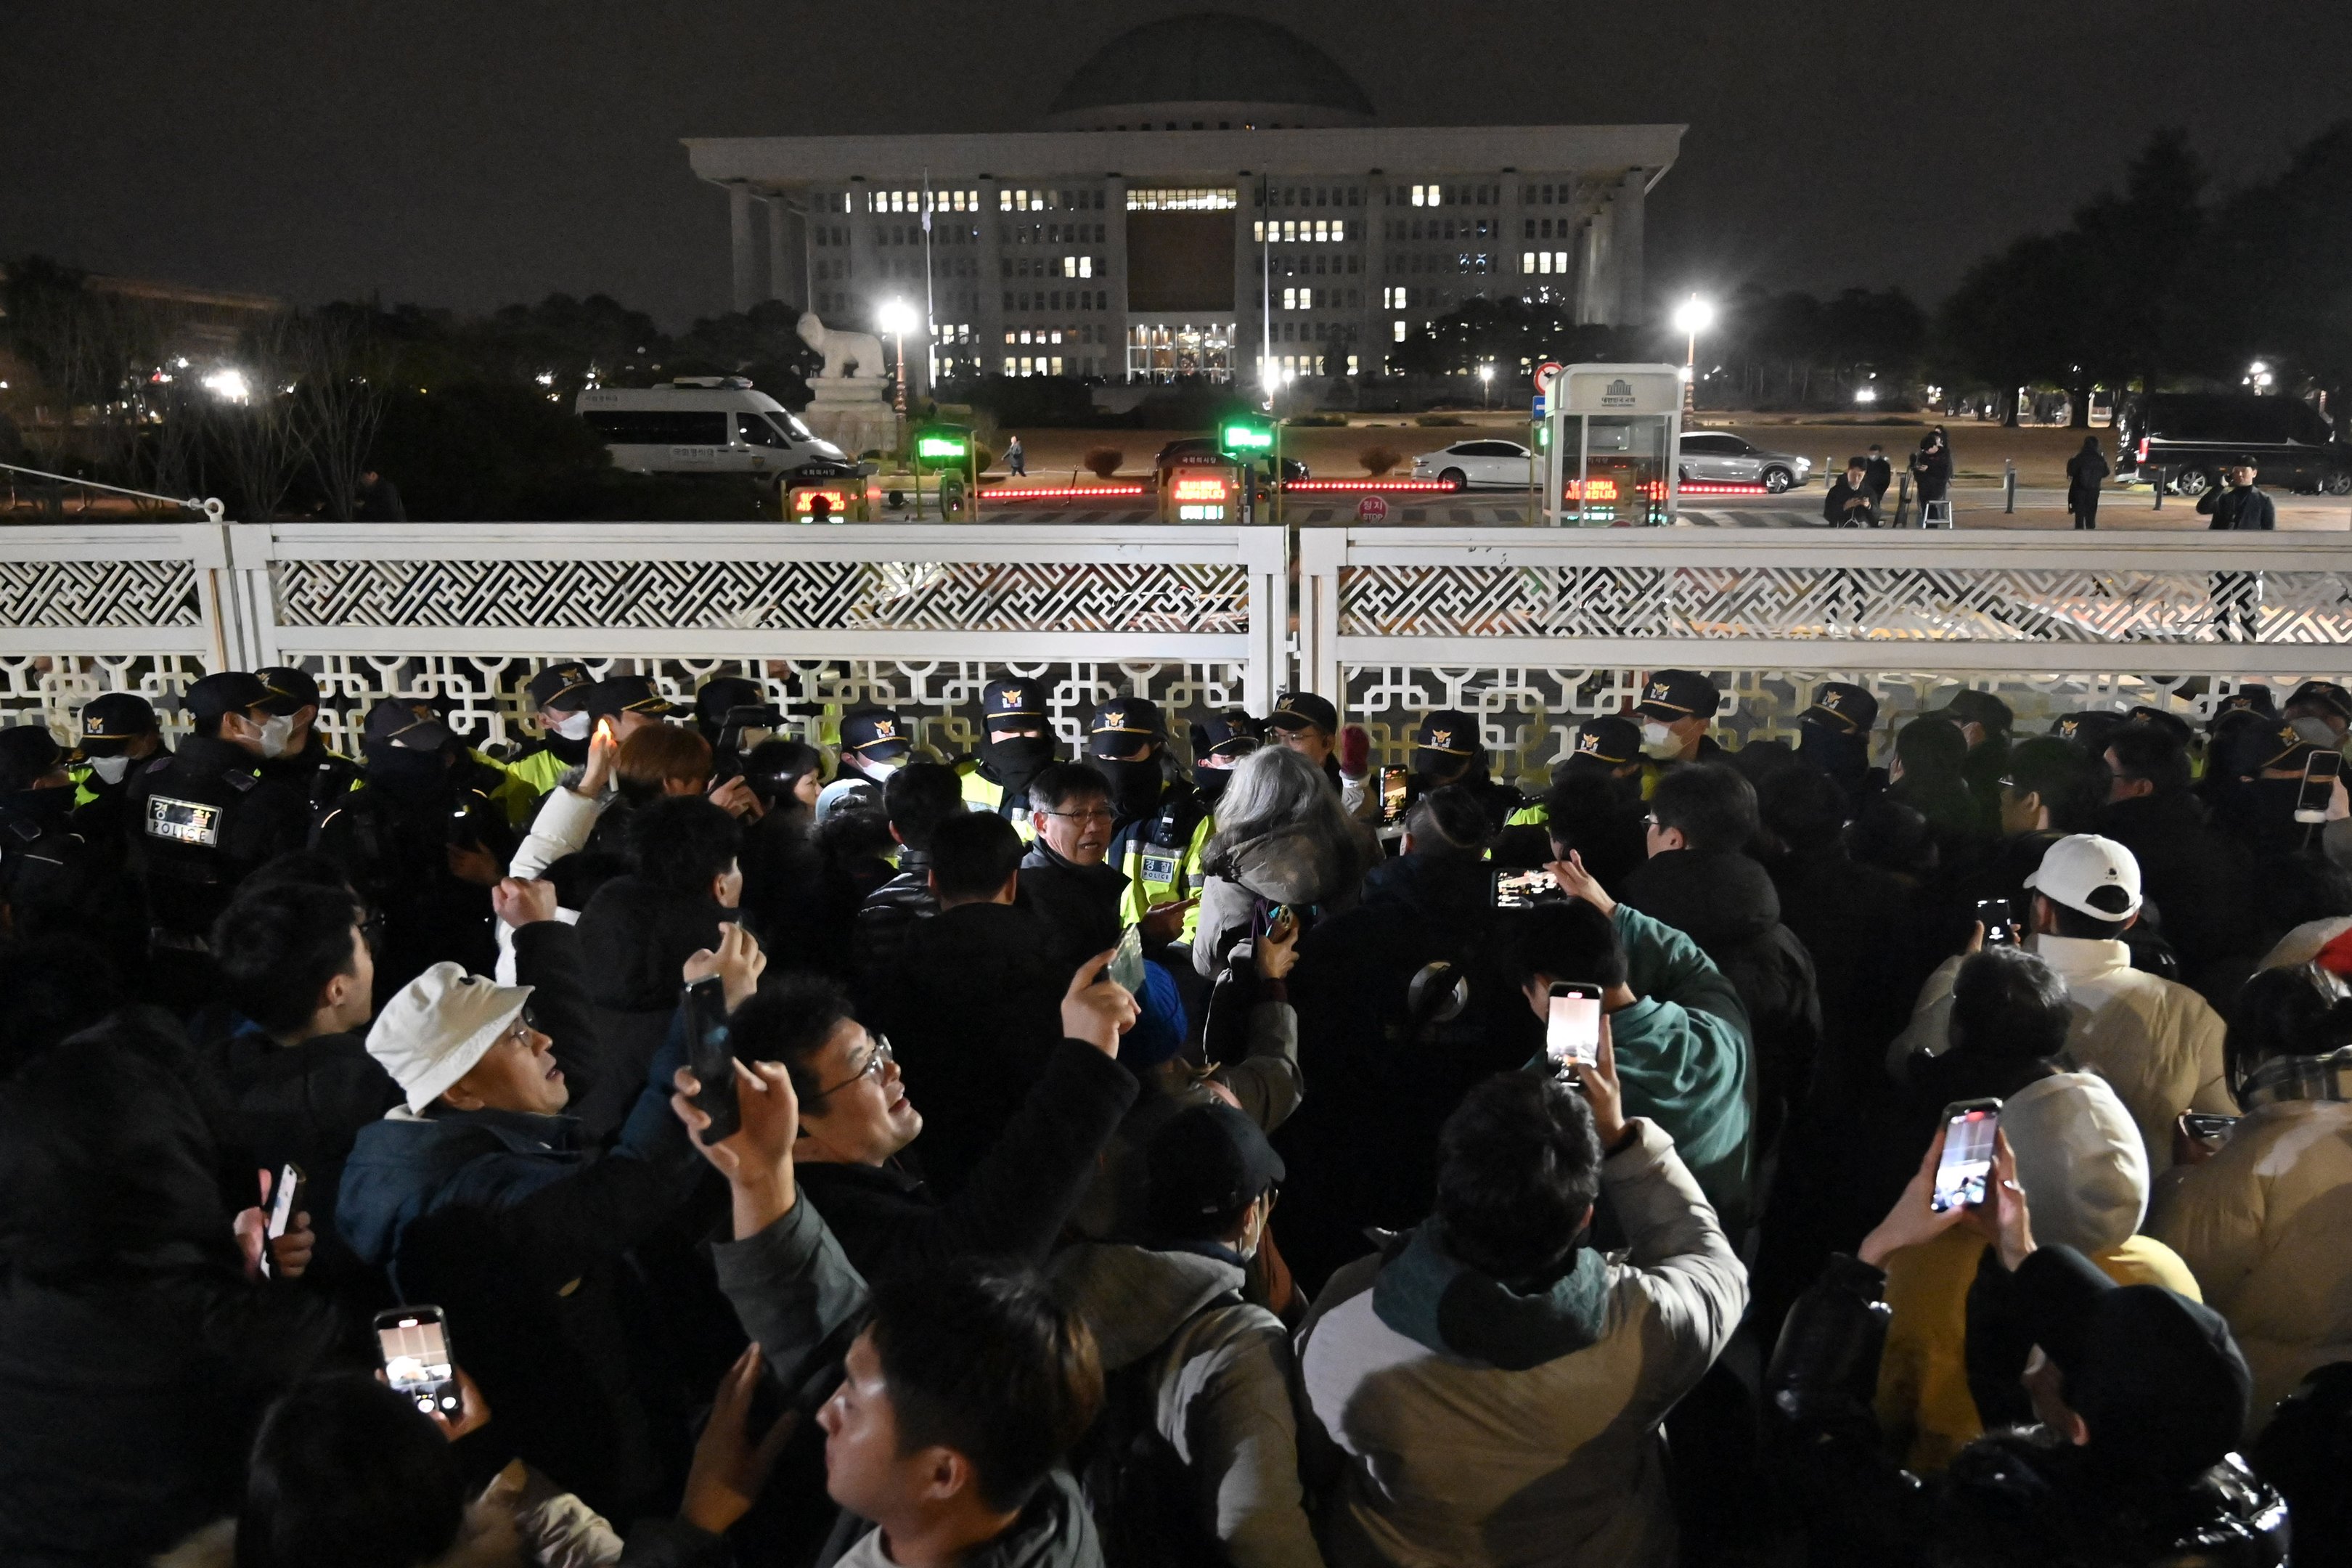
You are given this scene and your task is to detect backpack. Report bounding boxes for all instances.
[1077,1298,1242,1568]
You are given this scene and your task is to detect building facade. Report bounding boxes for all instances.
[683,15,1681,387]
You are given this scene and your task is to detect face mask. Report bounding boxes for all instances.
[87,754,132,786]
[1799,723,1867,779]
[2291,716,2340,749]
[1193,761,1236,800]
[367,744,448,800]
[255,714,295,761]
[1641,722,1681,760]
[1096,756,1162,816]
[983,734,1056,789]
[853,756,902,783]
[552,711,593,742]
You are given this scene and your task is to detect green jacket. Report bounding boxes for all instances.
[1608,903,1756,1233]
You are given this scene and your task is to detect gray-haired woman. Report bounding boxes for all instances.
[1191,743,1376,977]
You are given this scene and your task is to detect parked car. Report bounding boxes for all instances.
[1675,432,1812,491]
[1409,438,1538,489]
[2115,393,2352,495]
[1152,437,1307,490]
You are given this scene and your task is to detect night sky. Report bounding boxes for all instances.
[7,0,2349,327]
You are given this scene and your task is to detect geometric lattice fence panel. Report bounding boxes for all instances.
[274,558,1250,634]
[0,654,214,740]
[0,558,202,627]
[1340,563,2352,645]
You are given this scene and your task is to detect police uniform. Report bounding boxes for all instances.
[838,705,912,782]
[0,724,90,934]
[123,672,313,956]
[1089,695,1211,941]
[1632,669,1727,799]
[501,661,597,804]
[68,691,168,838]
[249,666,363,822]
[958,679,1055,842]
[1408,709,1522,833]
[695,676,783,782]
[1505,714,1643,830]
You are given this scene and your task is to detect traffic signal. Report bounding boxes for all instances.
[914,427,970,465]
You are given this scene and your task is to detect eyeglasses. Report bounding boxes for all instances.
[1042,807,1114,825]
[1643,813,1659,827]
[811,1034,894,1101]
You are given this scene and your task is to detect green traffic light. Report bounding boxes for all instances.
[915,432,968,462]
[1220,421,1274,454]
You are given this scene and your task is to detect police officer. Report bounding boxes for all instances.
[250,666,362,818]
[1087,695,1209,947]
[1267,690,1374,820]
[838,706,913,784]
[960,679,1058,836]
[1630,669,1727,797]
[1793,682,1880,812]
[1504,715,1643,830]
[1407,709,1522,832]
[1188,712,1261,807]
[315,698,513,1001]
[123,671,314,1004]
[695,676,783,783]
[0,724,89,941]
[69,690,169,850]
[501,661,597,801]
[584,674,684,741]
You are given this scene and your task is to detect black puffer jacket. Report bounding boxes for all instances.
[1620,849,1820,1153]
[851,848,936,982]
[1767,1251,2288,1568]
[573,877,730,1140]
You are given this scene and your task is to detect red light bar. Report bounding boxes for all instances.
[1675,481,1769,496]
[1172,475,1229,502]
[984,483,1149,501]
[1280,478,1459,492]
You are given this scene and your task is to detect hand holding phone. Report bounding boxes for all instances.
[1546,982,1603,1073]
[1379,766,1410,826]
[1492,867,1564,909]
[1975,897,2017,948]
[1106,923,1146,997]
[685,977,741,1146]
[2296,751,2343,824]
[376,1306,462,1419]
[1930,1100,2001,1213]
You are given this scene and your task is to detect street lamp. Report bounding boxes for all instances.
[1670,294,1715,412]
[1478,362,1493,410]
[876,299,917,417]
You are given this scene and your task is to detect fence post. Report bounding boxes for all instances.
[2154,467,2165,511]
[2004,460,2017,515]
[1296,526,1346,704]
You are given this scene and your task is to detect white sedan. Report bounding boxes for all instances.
[1410,439,1537,489]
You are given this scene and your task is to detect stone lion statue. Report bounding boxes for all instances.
[797,311,886,381]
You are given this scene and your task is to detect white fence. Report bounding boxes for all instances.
[9,521,2352,783]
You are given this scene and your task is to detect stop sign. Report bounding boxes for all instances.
[1356,494,1391,522]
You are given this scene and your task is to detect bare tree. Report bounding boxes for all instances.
[213,311,313,522]
[293,309,393,520]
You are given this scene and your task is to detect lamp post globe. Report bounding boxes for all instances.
[878,299,917,418]
[1671,295,1715,410]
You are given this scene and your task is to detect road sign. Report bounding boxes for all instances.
[1533,362,1564,396]
[915,430,968,463]
[1219,418,1275,457]
[1532,393,1547,418]
[1355,494,1390,522]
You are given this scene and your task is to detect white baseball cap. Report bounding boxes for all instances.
[366,962,535,1113]
[2024,833,2144,920]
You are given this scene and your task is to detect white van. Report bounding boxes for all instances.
[575,377,855,482]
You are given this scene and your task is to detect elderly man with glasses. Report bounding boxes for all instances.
[1016,759,1129,980]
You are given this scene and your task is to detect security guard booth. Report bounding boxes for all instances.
[1542,363,1685,527]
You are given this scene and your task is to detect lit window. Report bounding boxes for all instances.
[1079,256,1093,277]
[1393,319,1407,341]
[1051,356,1064,375]
[1282,287,1297,309]
[1003,356,1016,372]
[1347,354,1360,375]
[1523,252,1536,274]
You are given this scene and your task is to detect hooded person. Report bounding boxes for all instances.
[1191,745,1376,980]
[1048,1101,1325,1567]
[961,679,1060,836]
[2065,435,2110,529]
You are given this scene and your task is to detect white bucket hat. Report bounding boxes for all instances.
[367,962,534,1113]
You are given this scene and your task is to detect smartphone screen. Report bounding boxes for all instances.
[1491,867,1563,909]
[1379,766,1410,826]
[1975,897,2016,947]
[265,1162,305,1241]
[685,977,740,1146]
[376,1307,460,1417]
[1108,923,1146,995]
[2296,750,2342,823]
[1546,983,1603,1070]
[1930,1101,2001,1213]
[2181,1112,2239,1148]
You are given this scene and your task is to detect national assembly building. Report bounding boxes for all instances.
[683,12,1682,388]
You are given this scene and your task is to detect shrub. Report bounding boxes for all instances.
[1289,413,1349,427]
[1415,413,1469,427]
[1360,446,1403,476]
[1082,446,1124,478]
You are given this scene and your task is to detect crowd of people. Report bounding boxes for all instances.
[4,654,2352,1567]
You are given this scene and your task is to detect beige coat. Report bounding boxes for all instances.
[1890,935,2234,1174]
[2149,1097,2352,1430]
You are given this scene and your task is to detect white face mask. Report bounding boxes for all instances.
[1641,721,1681,759]
[552,710,593,741]
[88,754,132,785]
[855,756,902,783]
[256,713,295,760]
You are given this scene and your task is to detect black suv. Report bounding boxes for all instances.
[2116,393,2352,496]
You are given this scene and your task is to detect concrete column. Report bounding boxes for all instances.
[1577,194,1615,327]
[1352,178,1379,381]
[1102,176,1130,380]
[1234,173,1260,388]
[767,200,800,306]
[1613,170,1648,327]
[729,184,757,314]
[974,177,1005,374]
[846,178,878,330]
